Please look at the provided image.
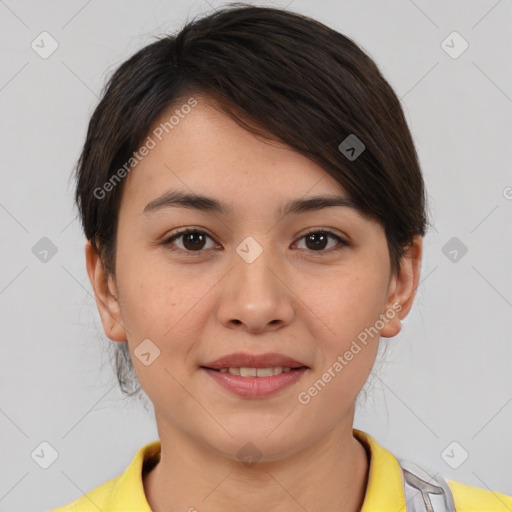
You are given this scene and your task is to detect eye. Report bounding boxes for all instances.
[163,228,218,254]
[294,229,349,253]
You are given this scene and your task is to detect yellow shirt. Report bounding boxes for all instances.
[50,429,512,511]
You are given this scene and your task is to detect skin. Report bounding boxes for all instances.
[86,95,422,512]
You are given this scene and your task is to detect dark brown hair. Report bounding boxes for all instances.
[74,2,429,397]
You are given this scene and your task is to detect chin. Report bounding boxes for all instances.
[203,426,308,465]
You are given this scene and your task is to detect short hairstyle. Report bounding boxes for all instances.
[74,3,429,397]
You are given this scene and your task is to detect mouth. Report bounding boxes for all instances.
[199,352,310,398]
[200,365,309,398]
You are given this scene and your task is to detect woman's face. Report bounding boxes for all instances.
[87,95,421,462]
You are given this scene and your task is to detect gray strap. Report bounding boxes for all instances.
[396,457,456,512]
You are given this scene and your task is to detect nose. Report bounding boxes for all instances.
[216,240,295,334]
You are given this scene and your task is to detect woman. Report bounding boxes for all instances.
[51,3,512,511]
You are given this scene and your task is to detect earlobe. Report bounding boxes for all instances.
[379,302,403,338]
[85,240,127,342]
[380,236,423,339]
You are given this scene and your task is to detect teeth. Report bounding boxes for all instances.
[218,366,292,377]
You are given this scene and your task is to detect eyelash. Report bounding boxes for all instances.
[162,227,349,256]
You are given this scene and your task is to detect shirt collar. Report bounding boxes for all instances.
[353,428,407,511]
[109,429,406,511]
[108,439,159,511]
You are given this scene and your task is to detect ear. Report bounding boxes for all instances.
[380,236,423,338]
[85,240,127,342]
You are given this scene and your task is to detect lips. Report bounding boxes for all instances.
[201,352,308,370]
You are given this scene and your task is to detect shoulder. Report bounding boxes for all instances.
[48,439,160,512]
[48,476,118,511]
[356,428,512,512]
[447,479,512,512]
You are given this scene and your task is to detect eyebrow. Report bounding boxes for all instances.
[142,190,365,218]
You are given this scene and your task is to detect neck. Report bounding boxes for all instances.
[144,420,369,512]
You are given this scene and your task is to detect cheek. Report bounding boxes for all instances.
[298,266,388,403]
[114,261,170,360]
[116,253,212,367]
[298,273,384,415]
[304,267,388,342]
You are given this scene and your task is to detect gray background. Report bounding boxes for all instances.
[1,0,511,510]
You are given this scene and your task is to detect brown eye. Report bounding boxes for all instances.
[164,229,216,253]
[305,232,329,250]
[296,230,348,253]
[181,231,207,250]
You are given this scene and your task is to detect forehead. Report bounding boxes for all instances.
[120,96,350,216]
